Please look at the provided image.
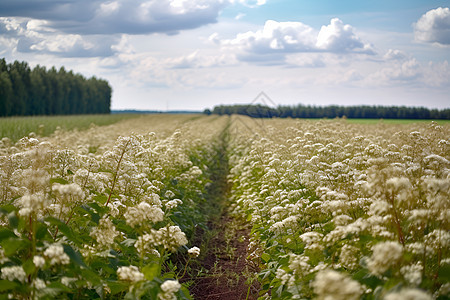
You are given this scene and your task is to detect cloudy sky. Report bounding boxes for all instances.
[1,0,449,110]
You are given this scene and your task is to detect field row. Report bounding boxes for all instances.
[0,115,228,299]
[228,117,449,299]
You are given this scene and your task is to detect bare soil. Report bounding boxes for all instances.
[189,214,260,300]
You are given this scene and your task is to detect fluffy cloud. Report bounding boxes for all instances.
[383,49,408,61]
[218,18,375,65]
[0,0,229,35]
[316,18,374,54]
[366,58,450,88]
[0,17,117,57]
[414,7,450,46]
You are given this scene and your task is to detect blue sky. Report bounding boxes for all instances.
[1,0,449,110]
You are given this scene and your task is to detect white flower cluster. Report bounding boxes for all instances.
[159,225,188,251]
[117,265,144,282]
[165,198,182,210]
[44,244,70,265]
[124,202,164,227]
[312,269,363,300]
[18,192,49,217]
[367,241,403,276]
[158,280,181,300]
[33,255,46,268]
[0,265,27,283]
[188,246,200,258]
[134,225,188,254]
[90,217,119,249]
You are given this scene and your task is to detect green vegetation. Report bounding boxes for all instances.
[0,58,111,117]
[0,114,140,142]
[206,103,450,120]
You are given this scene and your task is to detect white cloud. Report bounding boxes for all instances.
[316,18,374,54]
[166,51,238,68]
[414,7,450,46]
[0,17,119,57]
[365,58,450,88]
[0,0,229,35]
[383,49,408,61]
[218,18,375,65]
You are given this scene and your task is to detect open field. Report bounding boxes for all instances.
[0,114,142,142]
[0,115,448,299]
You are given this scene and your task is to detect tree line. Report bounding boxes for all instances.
[205,104,450,120]
[0,58,111,117]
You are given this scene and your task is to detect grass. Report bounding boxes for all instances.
[0,114,140,142]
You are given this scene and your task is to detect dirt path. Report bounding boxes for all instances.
[188,122,260,299]
[189,214,260,300]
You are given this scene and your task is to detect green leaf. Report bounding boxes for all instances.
[0,238,30,256]
[0,205,16,215]
[0,280,19,292]
[81,204,100,224]
[261,253,271,263]
[46,281,72,293]
[50,178,69,185]
[67,169,74,175]
[45,217,80,245]
[79,268,101,286]
[23,259,36,275]
[7,212,19,229]
[107,281,128,295]
[62,244,87,268]
[438,263,450,283]
[92,194,108,205]
[179,286,193,300]
[35,222,51,240]
[0,228,17,242]
[142,263,160,281]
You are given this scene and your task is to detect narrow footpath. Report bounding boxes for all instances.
[188,124,260,300]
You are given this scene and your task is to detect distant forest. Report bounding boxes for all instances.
[206,104,450,120]
[0,59,111,117]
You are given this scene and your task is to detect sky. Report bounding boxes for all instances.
[1,0,449,111]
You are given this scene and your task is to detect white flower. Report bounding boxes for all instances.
[289,254,310,277]
[312,269,363,300]
[33,278,46,289]
[400,263,423,286]
[384,288,432,300]
[44,244,70,265]
[188,246,200,258]
[125,202,164,227]
[158,280,181,300]
[300,231,324,251]
[165,199,182,210]
[33,255,46,268]
[367,241,403,276]
[90,217,119,248]
[18,192,49,217]
[159,225,188,252]
[0,266,27,282]
[117,265,144,282]
[339,244,359,270]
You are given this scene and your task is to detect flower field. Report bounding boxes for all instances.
[228,117,449,299]
[0,114,449,299]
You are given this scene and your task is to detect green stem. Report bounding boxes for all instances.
[106,140,130,206]
[179,257,191,279]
